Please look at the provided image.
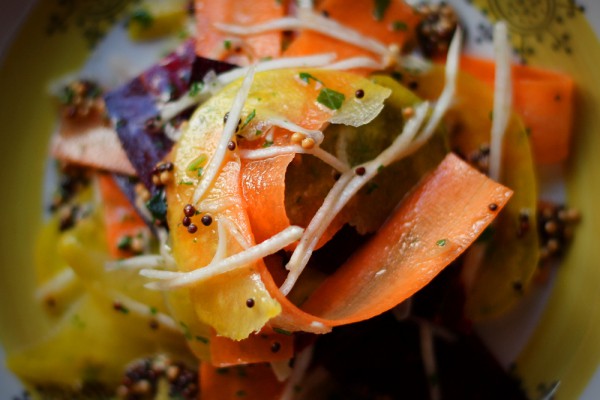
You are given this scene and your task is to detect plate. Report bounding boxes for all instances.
[0,0,599,398]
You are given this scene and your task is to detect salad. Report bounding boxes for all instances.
[2,0,582,399]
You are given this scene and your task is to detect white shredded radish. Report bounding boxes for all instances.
[34,268,77,302]
[266,117,324,144]
[219,216,252,250]
[239,145,349,173]
[110,291,179,332]
[488,21,513,182]
[215,12,392,61]
[419,320,441,400]
[280,102,429,295]
[324,56,384,71]
[106,254,166,271]
[192,66,256,205]
[218,53,336,84]
[280,345,315,400]
[406,27,462,155]
[141,226,304,289]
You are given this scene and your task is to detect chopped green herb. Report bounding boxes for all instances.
[299,72,323,84]
[260,56,273,62]
[436,239,447,247]
[195,335,209,344]
[377,164,385,173]
[129,9,154,29]
[196,167,204,177]
[262,140,274,148]
[146,189,167,222]
[489,110,494,120]
[114,303,130,314]
[187,154,207,171]
[178,180,194,186]
[391,20,408,31]
[255,129,263,137]
[179,321,193,340]
[366,182,379,194]
[189,81,203,97]
[273,327,293,336]
[117,235,132,251]
[149,306,158,315]
[317,88,345,110]
[59,86,75,105]
[373,0,391,21]
[224,40,232,50]
[241,109,256,128]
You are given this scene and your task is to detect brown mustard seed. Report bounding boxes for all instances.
[187,224,198,234]
[271,341,281,353]
[291,132,305,144]
[227,140,236,151]
[246,298,255,308]
[201,215,213,226]
[183,204,196,217]
[355,166,366,176]
[488,203,498,211]
[355,89,365,99]
[182,216,192,227]
[301,137,315,150]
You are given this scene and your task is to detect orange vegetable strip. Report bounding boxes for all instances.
[459,55,575,164]
[97,174,148,259]
[195,0,284,60]
[257,153,512,331]
[210,328,294,367]
[284,0,420,67]
[240,155,294,244]
[200,362,285,400]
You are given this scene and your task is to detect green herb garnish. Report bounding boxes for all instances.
[241,109,256,128]
[189,81,203,97]
[373,0,391,21]
[146,189,167,222]
[436,239,447,247]
[273,327,293,336]
[129,9,154,29]
[317,88,345,110]
[391,20,408,31]
[299,72,323,84]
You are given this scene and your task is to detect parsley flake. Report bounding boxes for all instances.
[373,0,391,21]
[317,88,345,110]
[241,109,256,128]
[299,72,323,84]
[391,20,408,31]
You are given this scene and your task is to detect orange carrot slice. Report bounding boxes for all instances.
[241,155,294,244]
[168,69,391,340]
[195,0,285,61]
[200,362,285,400]
[210,327,294,367]
[97,174,149,259]
[459,55,574,164]
[285,0,420,67]
[258,153,512,330]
